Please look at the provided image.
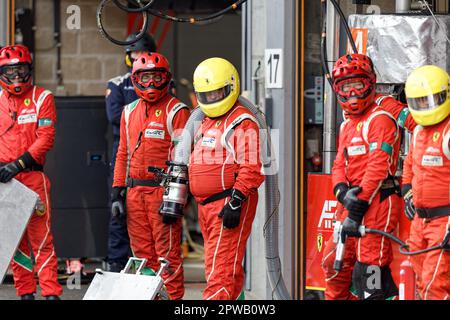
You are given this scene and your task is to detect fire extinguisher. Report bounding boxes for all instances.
[399,259,416,300]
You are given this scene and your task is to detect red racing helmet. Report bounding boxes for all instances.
[131,52,171,103]
[0,45,33,95]
[332,54,376,115]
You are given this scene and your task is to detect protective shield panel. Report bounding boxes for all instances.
[0,179,38,283]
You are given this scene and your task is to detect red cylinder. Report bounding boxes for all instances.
[399,259,416,300]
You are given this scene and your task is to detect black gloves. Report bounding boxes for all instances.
[0,152,35,183]
[342,187,369,238]
[334,183,349,204]
[343,186,369,223]
[402,184,415,221]
[111,187,126,220]
[342,217,363,237]
[219,189,246,229]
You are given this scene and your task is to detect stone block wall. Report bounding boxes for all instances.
[19,0,128,96]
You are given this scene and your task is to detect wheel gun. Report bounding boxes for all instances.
[333,221,366,271]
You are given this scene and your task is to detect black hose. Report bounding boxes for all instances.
[144,0,246,24]
[97,0,247,46]
[399,244,444,256]
[97,0,150,46]
[321,0,332,86]
[112,0,155,13]
[320,0,359,86]
[330,0,358,54]
[365,228,406,246]
[365,228,449,256]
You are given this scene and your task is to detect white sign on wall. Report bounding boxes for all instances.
[265,49,283,89]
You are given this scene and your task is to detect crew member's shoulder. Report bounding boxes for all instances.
[108,72,131,87]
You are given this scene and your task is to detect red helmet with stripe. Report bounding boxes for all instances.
[131,52,171,103]
[332,54,376,115]
[0,45,33,95]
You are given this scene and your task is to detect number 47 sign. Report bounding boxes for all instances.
[265,49,283,89]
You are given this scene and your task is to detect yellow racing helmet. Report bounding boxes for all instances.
[193,57,240,118]
[405,65,450,126]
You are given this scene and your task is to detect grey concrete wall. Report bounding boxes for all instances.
[245,0,298,300]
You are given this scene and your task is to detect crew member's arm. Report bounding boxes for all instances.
[402,140,414,186]
[169,106,191,160]
[401,139,415,220]
[27,93,57,164]
[113,111,128,187]
[0,93,56,183]
[358,115,398,202]
[218,118,264,229]
[380,96,416,132]
[232,119,265,197]
[106,82,125,128]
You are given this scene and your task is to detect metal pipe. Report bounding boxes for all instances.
[323,0,340,174]
[0,0,7,46]
[242,0,253,292]
[396,0,411,13]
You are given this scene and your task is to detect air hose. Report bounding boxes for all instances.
[97,0,248,46]
[364,227,450,256]
[321,0,358,86]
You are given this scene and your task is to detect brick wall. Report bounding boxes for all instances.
[29,0,128,96]
[17,0,241,102]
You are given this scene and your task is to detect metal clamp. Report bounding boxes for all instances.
[156,258,169,277]
[121,257,148,275]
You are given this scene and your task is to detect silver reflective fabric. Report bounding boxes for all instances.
[83,271,164,300]
[348,14,450,84]
[0,179,38,283]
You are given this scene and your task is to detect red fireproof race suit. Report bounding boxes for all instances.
[188,103,265,300]
[0,86,62,297]
[322,99,403,300]
[113,93,190,300]
[373,95,417,133]
[403,115,450,300]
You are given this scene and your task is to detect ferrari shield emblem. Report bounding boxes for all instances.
[24,99,31,107]
[433,132,440,142]
[357,122,363,132]
[155,109,162,117]
[317,233,323,253]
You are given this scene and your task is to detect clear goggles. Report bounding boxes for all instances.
[335,77,370,97]
[134,70,169,88]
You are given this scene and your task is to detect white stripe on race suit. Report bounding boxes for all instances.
[35,173,51,263]
[233,193,252,277]
[412,125,423,148]
[442,122,450,160]
[35,90,52,116]
[424,216,450,300]
[221,114,259,159]
[207,222,224,283]
[164,262,182,285]
[164,225,173,259]
[206,287,231,300]
[322,247,340,282]
[38,251,55,275]
[378,196,392,266]
[166,101,187,139]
